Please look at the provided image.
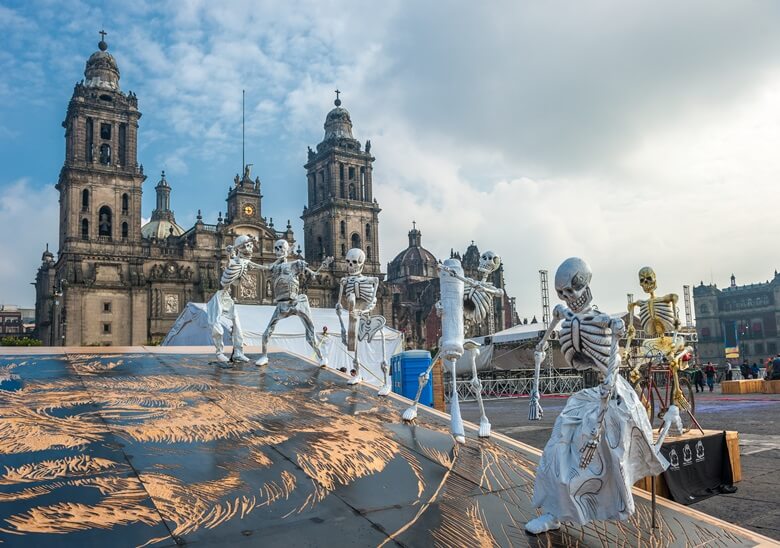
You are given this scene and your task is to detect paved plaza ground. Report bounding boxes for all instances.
[460,388,780,541]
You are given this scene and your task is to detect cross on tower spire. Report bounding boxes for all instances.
[99,29,107,41]
[334,89,341,107]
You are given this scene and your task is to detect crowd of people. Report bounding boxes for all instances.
[689,354,780,392]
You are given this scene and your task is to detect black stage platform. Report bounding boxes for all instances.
[0,350,771,547]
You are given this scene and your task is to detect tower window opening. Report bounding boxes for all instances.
[118,123,127,166]
[100,123,112,140]
[121,193,129,214]
[365,223,371,239]
[121,222,129,239]
[99,143,111,165]
[82,188,90,210]
[366,245,372,260]
[341,244,346,257]
[86,118,94,162]
[340,180,345,197]
[99,94,113,102]
[348,166,355,179]
[339,163,344,181]
[81,218,89,240]
[98,206,112,238]
[317,236,324,261]
[349,183,356,200]
[360,167,367,199]
[351,233,361,250]
[340,220,346,236]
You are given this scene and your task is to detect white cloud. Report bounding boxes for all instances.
[0,179,59,307]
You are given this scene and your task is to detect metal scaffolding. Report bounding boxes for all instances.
[445,375,584,403]
[683,285,693,327]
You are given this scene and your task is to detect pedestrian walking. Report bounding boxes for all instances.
[693,365,705,392]
[725,360,733,381]
[704,361,716,392]
[740,360,750,380]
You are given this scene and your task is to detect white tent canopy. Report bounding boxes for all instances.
[163,303,404,387]
[472,322,548,345]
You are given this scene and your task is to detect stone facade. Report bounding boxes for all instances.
[693,272,780,364]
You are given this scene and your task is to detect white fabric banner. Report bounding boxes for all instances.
[162,303,404,387]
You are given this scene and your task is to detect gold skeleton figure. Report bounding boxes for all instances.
[624,267,692,411]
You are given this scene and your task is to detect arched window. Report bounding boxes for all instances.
[365,223,371,239]
[82,188,90,210]
[81,218,89,240]
[99,143,111,165]
[348,183,356,200]
[340,220,346,236]
[121,193,129,214]
[351,233,361,250]
[121,222,129,239]
[366,245,372,260]
[341,244,346,257]
[98,206,112,238]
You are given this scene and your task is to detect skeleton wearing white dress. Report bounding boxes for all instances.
[254,240,332,367]
[206,235,263,364]
[335,248,390,395]
[402,252,504,440]
[525,257,681,535]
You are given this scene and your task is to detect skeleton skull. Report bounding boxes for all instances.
[638,266,657,294]
[233,234,254,257]
[478,250,501,274]
[345,248,366,275]
[554,257,593,313]
[274,239,290,259]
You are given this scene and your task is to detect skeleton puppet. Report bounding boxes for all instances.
[254,240,332,367]
[402,252,504,440]
[206,235,263,364]
[335,248,390,396]
[625,267,693,409]
[525,258,681,535]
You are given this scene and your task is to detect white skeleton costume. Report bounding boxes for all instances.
[335,248,390,396]
[402,252,504,441]
[206,235,263,364]
[525,258,681,535]
[255,240,332,367]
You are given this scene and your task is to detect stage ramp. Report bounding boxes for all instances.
[0,348,772,547]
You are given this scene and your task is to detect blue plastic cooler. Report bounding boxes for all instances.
[391,350,433,407]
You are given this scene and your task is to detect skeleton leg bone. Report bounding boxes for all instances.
[231,313,249,362]
[211,320,230,364]
[448,356,466,444]
[297,301,328,367]
[377,328,390,396]
[525,513,561,535]
[466,343,490,438]
[347,315,363,385]
[402,350,441,422]
[256,307,283,366]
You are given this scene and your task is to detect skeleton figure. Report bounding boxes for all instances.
[255,240,332,367]
[525,258,681,535]
[625,267,694,415]
[402,252,504,440]
[335,248,390,396]
[206,235,263,364]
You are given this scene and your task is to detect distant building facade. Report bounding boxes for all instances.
[693,272,780,364]
[0,305,34,337]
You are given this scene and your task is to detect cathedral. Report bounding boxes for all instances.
[34,34,517,347]
[34,35,383,346]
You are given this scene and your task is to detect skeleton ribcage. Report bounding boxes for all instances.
[463,285,491,327]
[345,276,377,312]
[639,300,676,336]
[221,258,249,288]
[560,314,612,371]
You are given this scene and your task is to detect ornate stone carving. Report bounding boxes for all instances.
[164,294,179,314]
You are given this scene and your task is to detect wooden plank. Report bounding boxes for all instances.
[763,379,780,394]
[726,430,742,483]
[721,379,763,394]
[432,358,445,412]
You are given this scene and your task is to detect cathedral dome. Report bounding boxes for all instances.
[84,35,120,91]
[387,223,438,282]
[323,92,354,140]
[141,219,185,239]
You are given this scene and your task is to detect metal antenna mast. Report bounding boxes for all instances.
[539,269,553,375]
[683,285,693,327]
[242,90,245,172]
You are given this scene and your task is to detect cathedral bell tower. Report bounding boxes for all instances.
[57,31,145,249]
[301,92,381,276]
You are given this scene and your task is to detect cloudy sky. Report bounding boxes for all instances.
[1,0,779,319]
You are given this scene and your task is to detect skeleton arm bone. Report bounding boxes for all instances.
[580,317,625,467]
[304,256,333,277]
[529,306,564,420]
